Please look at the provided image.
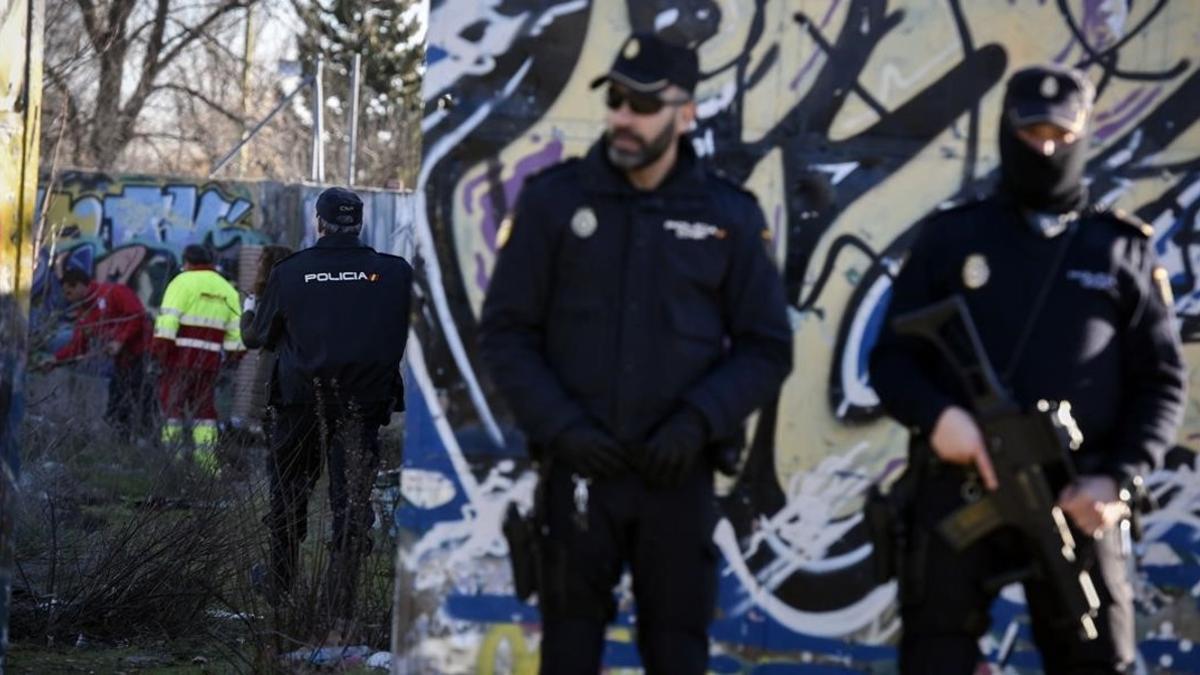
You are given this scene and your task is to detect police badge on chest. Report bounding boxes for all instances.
[962,254,990,290]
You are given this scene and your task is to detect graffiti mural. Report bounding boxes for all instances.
[30,173,416,326]
[398,0,1200,672]
[31,173,271,319]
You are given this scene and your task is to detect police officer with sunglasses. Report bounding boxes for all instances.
[480,33,792,674]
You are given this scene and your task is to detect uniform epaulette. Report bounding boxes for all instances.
[707,168,756,200]
[273,248,306,266]
[932,197,989,217]
[523,157,582,185]
[1095,207,1154,238]
[375,251,413,263]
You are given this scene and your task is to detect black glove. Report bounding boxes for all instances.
[641,406,708,488]
[552,422,628,479]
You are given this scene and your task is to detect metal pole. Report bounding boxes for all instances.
[210,74,314,178]
[348,53,361,186]
[313,56,325,183]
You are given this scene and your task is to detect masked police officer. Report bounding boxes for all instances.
[870,65,1187,673]
[242,187,412,628]
[479,33,792,675]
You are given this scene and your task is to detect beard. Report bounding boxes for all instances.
[605,118,677,171]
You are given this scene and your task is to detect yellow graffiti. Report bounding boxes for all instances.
[474,623,655,675]
[39,175,258,244]
[0,0,42,304]
[476,623,538,675]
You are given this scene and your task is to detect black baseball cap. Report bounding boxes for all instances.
[589,33,699,96]
[316,187,363,226]
[1004,65,1095,135]
[182,244,213,265]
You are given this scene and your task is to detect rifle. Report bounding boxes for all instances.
[892,295,1101,641]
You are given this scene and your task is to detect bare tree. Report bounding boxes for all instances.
[42,0,263,170]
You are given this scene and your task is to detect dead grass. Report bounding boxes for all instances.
[9,374,401,673]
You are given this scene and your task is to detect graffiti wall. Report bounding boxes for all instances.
[397,0,1200,672]
[31,172,416,333]
[28,172,415,431]
[0,0,43,665]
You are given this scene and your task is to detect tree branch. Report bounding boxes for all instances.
[155,83,245,125]
[118,0,251,150]
[157,0,253,71]
[133,0,171,109]
[73,0,103,49]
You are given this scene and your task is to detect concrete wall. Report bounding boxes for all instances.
[398,1,1200,672]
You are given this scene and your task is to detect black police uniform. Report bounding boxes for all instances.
[869,196,1187,672]
[479,138,792,673]
[243,228,412,618]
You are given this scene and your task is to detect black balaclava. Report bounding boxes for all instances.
[998,66,1095,214]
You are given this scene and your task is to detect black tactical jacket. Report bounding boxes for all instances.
[479,139,793,448]
[870,196,1187,482]
[243,233,412,408]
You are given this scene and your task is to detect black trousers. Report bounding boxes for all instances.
[106,356,151,436]
[899,469,1136,674]
[537,463,719,675]
[264,401,388,620]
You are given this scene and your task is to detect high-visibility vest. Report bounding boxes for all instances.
[154,268,244,370]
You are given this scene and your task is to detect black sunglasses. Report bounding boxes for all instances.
[605,86,690,115]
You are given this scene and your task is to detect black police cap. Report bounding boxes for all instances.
[1004,65,1095,135]
[317,187,364,226]
[589,33,699,96]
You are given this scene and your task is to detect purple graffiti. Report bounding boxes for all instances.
[1094,86,1162,141]
[789,0,844,91]
[462,139,565,292]
[1095,87,1144,123]
[463,139,564,258]
[1079,0,1127,53]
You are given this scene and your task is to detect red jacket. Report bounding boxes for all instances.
[55,281,149,369]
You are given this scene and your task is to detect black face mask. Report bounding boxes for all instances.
[998,117,1088,213]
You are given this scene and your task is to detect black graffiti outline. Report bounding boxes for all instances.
[417,0,1200,633]
[1056,0,1189,92]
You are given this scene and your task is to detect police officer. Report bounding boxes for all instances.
[479,33,792,675]
[869,65,1187,673]
[242,187,412,626]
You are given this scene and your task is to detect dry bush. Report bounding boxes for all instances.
[11,377,403,672]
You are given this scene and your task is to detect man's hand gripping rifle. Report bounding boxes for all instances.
[893,295,1102,641]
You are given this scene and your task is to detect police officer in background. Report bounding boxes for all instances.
[242,187,412,629]
[479,33,792,674]
[870,65,1187,673]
